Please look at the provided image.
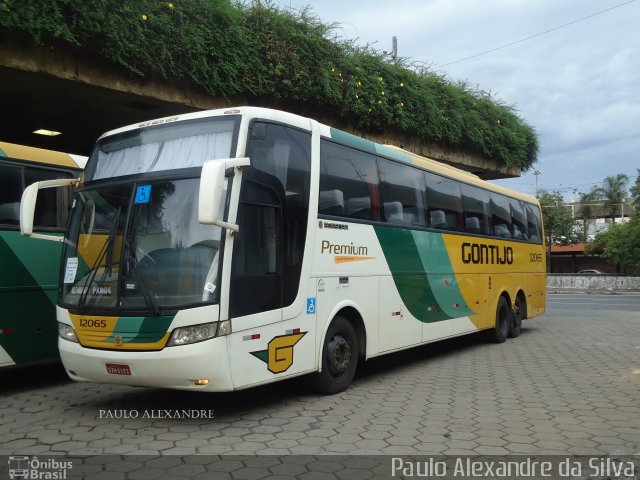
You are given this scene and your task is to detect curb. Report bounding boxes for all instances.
[547,289,640,295]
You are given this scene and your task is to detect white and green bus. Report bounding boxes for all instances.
[1,142,84,367]
[21,107,545,393]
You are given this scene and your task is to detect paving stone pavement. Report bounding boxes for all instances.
[1,309,639,459]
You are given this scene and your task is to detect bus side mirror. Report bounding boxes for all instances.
[199,157,250,232]
[20,178,80,242]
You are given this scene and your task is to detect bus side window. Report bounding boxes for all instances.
[0,164,23,225]
[510,199,529,240]
[235,204,279,276]
[461,184,491,235]
[231,177,283,318]
[425,172,462,231]
[247,122,311,308]
[377,157,427,226]
[490,193,512,238]
[526,203,543,244]
[24,168,73,230]
[319,189,344,216]
[319,140,380,221]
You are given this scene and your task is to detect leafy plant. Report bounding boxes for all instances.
[538,190,584,272]
[587,216,640,274]
[0,0,539,170]
[629,169,640,213]
[577,189,599,237]
[594,173,629,218]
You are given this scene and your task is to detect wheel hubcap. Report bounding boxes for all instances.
[327,334,351,377]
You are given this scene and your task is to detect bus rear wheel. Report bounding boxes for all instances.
[311,316,358,395]
[509,295,525,338]
[490,296,510,343]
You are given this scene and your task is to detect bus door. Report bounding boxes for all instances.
[229,169,284,323]
[227,167,314,387]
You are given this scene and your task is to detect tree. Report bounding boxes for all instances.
[576,188,599,237]
[595,174,629,218]
[538,190,585,272]
[630,169,640,213]
[587,215,640,274]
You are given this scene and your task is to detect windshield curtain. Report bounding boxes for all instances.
[61,178,225,312]
[86,117,238,181]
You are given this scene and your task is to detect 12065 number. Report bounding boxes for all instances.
[80,318,107,328]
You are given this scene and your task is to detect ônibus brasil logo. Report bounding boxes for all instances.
[8,456,72,479]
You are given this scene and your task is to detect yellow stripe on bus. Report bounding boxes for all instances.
[0,141,79,168]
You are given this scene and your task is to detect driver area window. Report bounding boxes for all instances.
[230,178,283,318]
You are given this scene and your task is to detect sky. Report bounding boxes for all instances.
[273,0,640,199]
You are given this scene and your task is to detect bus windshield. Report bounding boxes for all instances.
[60,116,239,313]
[85,117,238,181]
[60,177,226,313]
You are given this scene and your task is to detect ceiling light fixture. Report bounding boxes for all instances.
[33,129,62,136]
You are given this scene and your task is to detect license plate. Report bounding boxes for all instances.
[106,363,131,375]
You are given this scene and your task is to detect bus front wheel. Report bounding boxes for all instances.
[491,296,510,344]
[311,316,358,395]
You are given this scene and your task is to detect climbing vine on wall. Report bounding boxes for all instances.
[0,0,538,170]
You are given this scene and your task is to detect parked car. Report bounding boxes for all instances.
[577,269,605,274]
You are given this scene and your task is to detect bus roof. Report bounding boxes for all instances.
[322,125,539,206]
[97,106,539,206]
[385,145,540,206]
[0,141,86,169]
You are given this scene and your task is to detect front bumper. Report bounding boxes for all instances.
[59,336,234,391]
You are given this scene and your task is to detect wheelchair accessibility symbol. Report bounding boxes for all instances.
[306,297,316,315]
[134,185,151,204]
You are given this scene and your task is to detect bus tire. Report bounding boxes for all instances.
[311,316,358,395]
[509,295,525,338]
[491,296,510,343]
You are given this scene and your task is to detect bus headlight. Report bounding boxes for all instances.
[167,322,217,347]
[58,322,79,343]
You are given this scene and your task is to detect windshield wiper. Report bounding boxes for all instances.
[77,237,110,313]
[104,206,122,275]
[123,213,161,315]
[77,206,121,312]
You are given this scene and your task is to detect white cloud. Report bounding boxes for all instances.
[276,0,640,195]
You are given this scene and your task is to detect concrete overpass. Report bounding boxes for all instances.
[0,41,520,179]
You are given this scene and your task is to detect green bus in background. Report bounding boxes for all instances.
[0,142,84,367]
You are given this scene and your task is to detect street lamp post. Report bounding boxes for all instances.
[533,170,543,195]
